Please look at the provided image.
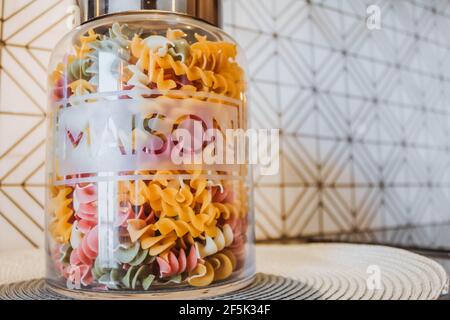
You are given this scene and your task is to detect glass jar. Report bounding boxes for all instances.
[45,1,255,299]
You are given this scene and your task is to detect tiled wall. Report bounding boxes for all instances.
[223,0,450,240]
[1,0,450,250]
[0,0,71,250]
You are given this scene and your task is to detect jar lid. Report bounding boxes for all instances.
[76,0,222,27]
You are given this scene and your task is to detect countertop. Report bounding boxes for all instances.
[308,224,450,300]
[1,244,448,299]
[0,245,304,286]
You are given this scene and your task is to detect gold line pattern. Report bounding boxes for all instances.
[3,0,450,249]
[0,0,68,249]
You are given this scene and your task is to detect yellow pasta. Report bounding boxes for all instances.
[127,64,150,97]
[126,178,217,232]
[128,31,244,99]
[154,54,240,98]
[209,252,234,281]
[50,24,250,290]
[188,261,214,287]
[75,29,98,58]
[196,224,234,258]
[155,68,177,90]
[152,217,201,238]
[211,202,239,220]
[51,62,65,83]
[166,28,186,41]
[127,219,177,256]
[127,180,147,206]
[187,250,236,286]
[177,206,211,231]
[48,187,73,244]
[69,79,95,96]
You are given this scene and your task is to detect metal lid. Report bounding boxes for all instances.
[76,0,222,27]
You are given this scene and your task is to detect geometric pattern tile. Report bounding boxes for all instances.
[224,0,450,240]
[312,224,450,253]
[0,0,71,250]
[2,0,450,248]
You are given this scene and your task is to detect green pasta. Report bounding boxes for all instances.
[67,58,91,82]
[93,241,156,290]
[86,22,134,86]
[168,38,191,63]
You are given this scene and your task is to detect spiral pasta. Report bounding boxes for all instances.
[187,250,236,287]
[153,54,240,98]
[226,215,248,268]
[125,178,225,237]
[49,187,73,244]
[196,224,234,258]
[73,184,97,234]
[168,38,190,62]
[127,219,178,256]
[49,23,250,291]
[75,29,98,58]
[126,64,151,99]
[67,58,91,82]
[93,262,155,290]
[156,245,199,278]
[91,239,155,290]
[109,22,135,48]
[66,264,94,288]
[126,30,244,99]
[53,183,99,287]
[69,225,98,267]
[68,79,95,96]
[187,261,214,287]
[88,26,131,87]
[209,251,235,281]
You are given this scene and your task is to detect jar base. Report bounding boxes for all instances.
[46,274,256,300]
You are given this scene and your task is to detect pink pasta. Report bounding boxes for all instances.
[156,245,199,278]
[226,216,247,268]
[212,186,234,203]
[66,264,94,288]
[74,184,98,233]
[62,183,100,287]
[70,226,98,266]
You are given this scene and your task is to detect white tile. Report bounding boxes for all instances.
[254,186,283,239]
[2,0,450,247]
[284,186,320,237]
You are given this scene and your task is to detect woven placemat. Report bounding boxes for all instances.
[0,274,299,300]
[1,244,448,300]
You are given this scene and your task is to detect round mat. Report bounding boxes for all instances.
[0,244,448,300]
[0,274,299,300]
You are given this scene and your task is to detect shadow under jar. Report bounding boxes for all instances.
[45,0,255,299]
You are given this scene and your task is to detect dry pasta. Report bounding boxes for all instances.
[48,22,249,291]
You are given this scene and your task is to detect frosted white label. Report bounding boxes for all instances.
[54,97,241,177]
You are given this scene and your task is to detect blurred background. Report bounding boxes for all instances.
[2,0,450,251]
